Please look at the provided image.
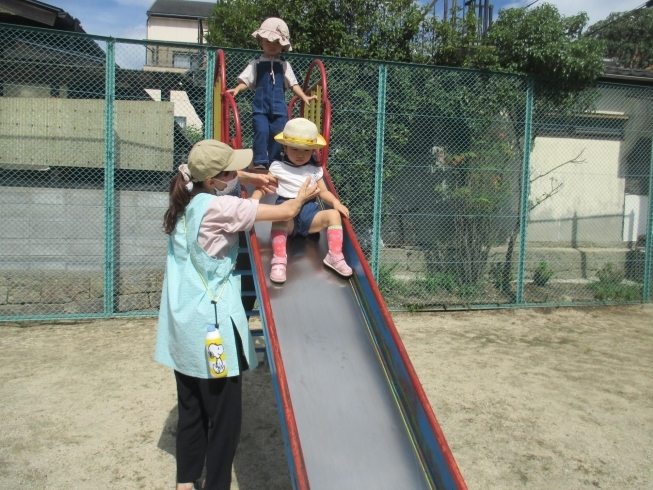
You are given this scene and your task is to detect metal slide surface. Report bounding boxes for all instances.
[253,196,432,489]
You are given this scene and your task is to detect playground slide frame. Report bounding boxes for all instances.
[216,50,467,490]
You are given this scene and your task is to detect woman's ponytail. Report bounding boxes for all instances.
[163,174,192,235]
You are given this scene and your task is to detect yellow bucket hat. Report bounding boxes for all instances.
[274,118,327,149]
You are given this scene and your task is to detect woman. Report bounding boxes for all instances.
[154,139,318,490]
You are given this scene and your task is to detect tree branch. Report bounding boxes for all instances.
[530,149,585,183]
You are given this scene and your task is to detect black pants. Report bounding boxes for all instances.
[175,371,242,489]
[175,330,247,490]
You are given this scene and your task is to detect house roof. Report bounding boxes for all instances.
[147,0,214,19]
[600,59,653,85]
[0,0,85,32]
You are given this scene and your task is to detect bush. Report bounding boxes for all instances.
[377,263,403,296]
[419,271,458,293]
[489,262,513,292]
[183,124,204,145]
[532,262,554,286]
[591,262,641,302]
[596,262,624,285]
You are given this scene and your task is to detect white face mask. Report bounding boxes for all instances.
[213,176,238,196]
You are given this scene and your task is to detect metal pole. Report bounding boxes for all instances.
[204,49,216,140]
[103,40,116,316]
[372,64,387,281]
[516,77,534,304]
[643,134,653,300]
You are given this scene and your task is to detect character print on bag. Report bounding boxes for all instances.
[207,342,227,376]
[206,323,228,378]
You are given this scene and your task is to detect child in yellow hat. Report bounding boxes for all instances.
[254,118,352,283]
[227,18,316,170]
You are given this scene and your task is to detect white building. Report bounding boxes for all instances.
[144,0,215,130]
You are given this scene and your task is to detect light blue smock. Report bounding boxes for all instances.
[154,193,258,378]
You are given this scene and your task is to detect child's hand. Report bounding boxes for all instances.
[303,94,318,104]
[226,87,240,97]
[334,203,350,219]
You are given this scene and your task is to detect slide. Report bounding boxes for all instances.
[214,51,467,490]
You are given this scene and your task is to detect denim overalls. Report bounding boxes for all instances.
[252,59,288,167]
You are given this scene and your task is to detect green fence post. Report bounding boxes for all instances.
[643,135,653,301]
[371,64,387,280]
[204,49,216,139]
[103,40,116,316]
[516,77,534,304]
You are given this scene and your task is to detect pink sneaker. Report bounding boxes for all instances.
[323,252,353,278]
[270,256,287,283]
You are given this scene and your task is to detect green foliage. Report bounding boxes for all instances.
[377,263,404,297]
[484,5,604,84]
[591,263,642,302]
[590,8,653,69]
[376,263,479,307]
[183,124,204,145]
[209,1,606,296]
[532,262,554,287]
[418,271,458,293]
[206,0,424,62]
[596,262,624,284]
[489,262,513,293]
[207,2,605,80]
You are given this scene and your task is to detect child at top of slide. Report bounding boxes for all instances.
[227,18,317,170]
[253,118,353,283]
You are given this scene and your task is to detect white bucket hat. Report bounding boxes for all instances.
[252,17,292,51]
[274,118,327,149]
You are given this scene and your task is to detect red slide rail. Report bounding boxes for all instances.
[321,168,468,489]
[301,58,467,489]
[214,50,310,490]
[288,59,332,168]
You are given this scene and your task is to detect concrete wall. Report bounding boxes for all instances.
[0,186,168,272]
[528,137,625,246]
[0,98,174,171]
[0,186,168,315]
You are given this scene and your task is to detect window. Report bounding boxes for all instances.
[173,52,191,69]
[174,116,187,129]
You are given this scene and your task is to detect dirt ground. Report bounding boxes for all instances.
[0,305,651,489]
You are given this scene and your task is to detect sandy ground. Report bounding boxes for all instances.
[0,305,651,489]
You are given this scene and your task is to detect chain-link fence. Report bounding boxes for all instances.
[1,23,652,320]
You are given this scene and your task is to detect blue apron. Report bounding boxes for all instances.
[154,193,258,378]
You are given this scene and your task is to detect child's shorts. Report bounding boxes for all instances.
[275,197,319,237]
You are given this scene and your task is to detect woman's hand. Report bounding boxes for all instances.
[296,177,320,203]
[238,171,278,195]
[254,178,319,222]
[334,202,350,219]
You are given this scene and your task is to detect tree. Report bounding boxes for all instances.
[589,8,653,69]
[407,5,605,292]
[207,2,606,297]
[206,0,424,62]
